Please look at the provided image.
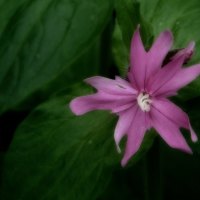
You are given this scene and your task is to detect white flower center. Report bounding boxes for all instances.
[137,93,152,112]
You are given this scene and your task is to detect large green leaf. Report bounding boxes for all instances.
[139,0,200,52]
[0,0,113,114]
[21,37,102,110]
[0,84,156,200]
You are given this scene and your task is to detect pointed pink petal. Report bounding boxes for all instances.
[114,104,138,153]
[127,71,139,90]
[147,30,173,77]
[172,41,195,61]
[115,76,136,90]
[150,104,192,153]
[69,92,136,115]
[130,26,146,89]
[85,76,137,95]
[154,64,200,96]
[121,109,148,166]
[148,56,185,95]
[152,98,197,142]
[112,102,134,113]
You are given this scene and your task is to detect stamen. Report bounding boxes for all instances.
[137,93,152,112]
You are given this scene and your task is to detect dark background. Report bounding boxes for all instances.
[1,0,200,199]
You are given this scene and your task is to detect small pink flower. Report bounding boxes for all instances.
[70,26,200,166]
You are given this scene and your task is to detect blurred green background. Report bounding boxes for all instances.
[0,0,200,199]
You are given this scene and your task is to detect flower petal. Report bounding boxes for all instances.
[129,26,146,90]
[153,64,200,96]
[115,76,136,90]
[152,98,197,142]
[85,76,137,95]
[150,103,192,153]
[121,109,148,166]
[114,104,138,153]
[171,41,195,61]
[147,30,173,77]
[69,92,136,115]
[112,102,134,113]
[148,55,185,95]
[127,71,138,90]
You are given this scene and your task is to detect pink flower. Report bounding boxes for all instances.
[70,27,200,166]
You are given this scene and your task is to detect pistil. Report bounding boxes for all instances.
[137,93,152,112]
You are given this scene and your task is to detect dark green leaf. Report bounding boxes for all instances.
[112,22,129,76]
[115,0,152,49]
[0,0,113,114]
[114,0,153,74]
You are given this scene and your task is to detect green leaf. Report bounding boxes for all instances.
[0,84,156,200]
[114,0,153,74]
[112,21,129,76]
[0,0,113,114]
[21,37,102,110]
[115,0,140,49]
[115,0,152,49]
